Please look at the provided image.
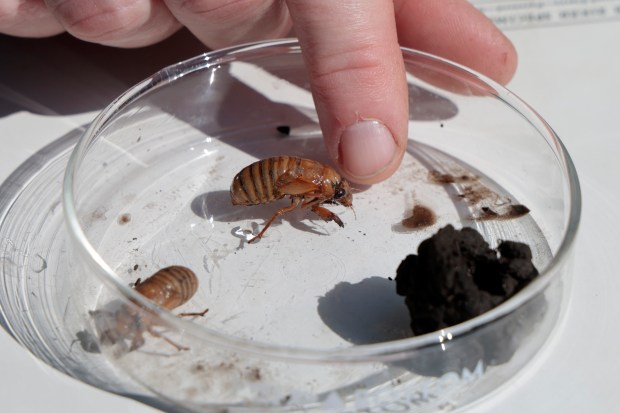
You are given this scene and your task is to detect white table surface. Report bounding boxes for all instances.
[2,5,619,412]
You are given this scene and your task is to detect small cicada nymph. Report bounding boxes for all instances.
[90,266,207,352]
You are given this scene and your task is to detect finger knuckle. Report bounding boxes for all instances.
[309,42,391,92]
[175,0,268,22]
[172,0,289,48]
[51,0,147,42]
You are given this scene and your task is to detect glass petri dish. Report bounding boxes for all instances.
[60,39,580,412]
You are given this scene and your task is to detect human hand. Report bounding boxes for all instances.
[1,0,516,184]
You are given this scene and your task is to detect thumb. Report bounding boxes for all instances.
[286,0,408,185]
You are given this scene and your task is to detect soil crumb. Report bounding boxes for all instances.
[276,125,291,136]
[401,205,436,229]
[118,213,131,225]
[479,204,531,221]
[395,224,538,335]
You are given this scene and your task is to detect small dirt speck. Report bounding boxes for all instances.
[246,367,262,381]
[118,213,131,225]
[218,362,235,371]
[191,363,206,373]
[276,125,291,136]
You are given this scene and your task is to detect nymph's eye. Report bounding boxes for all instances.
[335,188,346,199]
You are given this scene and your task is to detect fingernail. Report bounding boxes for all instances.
[338,120,398,179]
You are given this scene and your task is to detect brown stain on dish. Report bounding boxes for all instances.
[401,205,437,229]
[458,185,495,205]
[428,170,477,184]
[428,170,531,221]
[90,207,107,221]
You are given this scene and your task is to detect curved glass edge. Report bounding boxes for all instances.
[0,131,82,340]
[61,39,582,363]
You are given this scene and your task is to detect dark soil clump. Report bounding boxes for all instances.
[395,224,539,335]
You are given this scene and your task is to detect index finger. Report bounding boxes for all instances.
[286,0,409,185]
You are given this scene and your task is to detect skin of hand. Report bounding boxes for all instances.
[0,0,517,185]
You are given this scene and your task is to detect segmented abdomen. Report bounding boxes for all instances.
[230,156,305,205]
[134,266,198,310]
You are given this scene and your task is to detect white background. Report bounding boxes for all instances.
[1,4,619,412]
